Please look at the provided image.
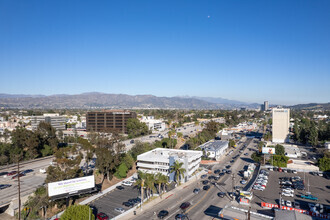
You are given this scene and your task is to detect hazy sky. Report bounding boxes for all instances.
[1,0,329,105]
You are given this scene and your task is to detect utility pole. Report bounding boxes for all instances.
[17,158,21,220]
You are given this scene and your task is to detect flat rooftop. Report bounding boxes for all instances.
[137,148,202,162]
[201,140,229,151]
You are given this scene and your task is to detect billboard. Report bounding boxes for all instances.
[48,175,95,197]
[262,147,275,155]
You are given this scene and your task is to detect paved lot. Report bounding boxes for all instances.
[91,185,139,218]
[252,170,330,212]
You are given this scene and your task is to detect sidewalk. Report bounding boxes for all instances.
[119,169,208,220]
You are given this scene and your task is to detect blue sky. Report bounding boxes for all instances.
[0,0,329,105]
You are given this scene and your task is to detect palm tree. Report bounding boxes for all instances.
[170,161,186,185]
[135,171,147,207]
[154,173,169,198]
[145,173,156,200]
[160,174,169,197]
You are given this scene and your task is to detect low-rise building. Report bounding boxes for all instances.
[325,142,330,150]
[137,148,202,183]
[200,140,229,160]
[140,116,166,131]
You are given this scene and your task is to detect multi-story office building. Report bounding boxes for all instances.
[261,101,269,111]
[86,110,137,133]
[31,113,66,131]
[137,148,202,183]
[272,108,290,143]
[264,101,269,111]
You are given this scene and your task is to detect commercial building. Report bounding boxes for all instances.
[261,101,269,111]
[137,148,202,183]
[140,116,166,131]
[272,108,290,143]
[200,140,229,161]
[31,113,66,131]
[86,110,137,133]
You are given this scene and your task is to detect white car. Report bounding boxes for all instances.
[286,200,292,207]
[122,181,132,186]
[241,180,247,185]
[282,192,294,197]
[282,187,294,193]
[39,168,46,174]
[114,207,125,213]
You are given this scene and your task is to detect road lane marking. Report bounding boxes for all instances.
[186,185,214,213]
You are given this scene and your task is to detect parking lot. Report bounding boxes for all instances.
[252,169,330,213]
[90,185,140,219]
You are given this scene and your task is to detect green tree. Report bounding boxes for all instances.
[95,147,118,183]
[135,171,147,206]
[40,144,53,157]
[115,163,128,178]
[318,157,330,172]
[170,161,186,185]
[275,144,285,155]
[308,124,318,147]
[23,186,50,219]
[61,205,94,220]
[126,118,150,138]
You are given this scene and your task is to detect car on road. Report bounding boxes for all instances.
[179,202,191,210]
[158,210,169,219]
[96,212,109,220]
[114,207,125,213]
[203,185,210,191]
[193,188,200,194]
[226,165,231,169]
[217,192,225,198]
[175,214,187,220]
[202,180,209,185]
[244,153,248,156]
[226,170,232,174]
[22,169,34,174]
[0,172,8,177]
[7,171,17,176]
[116,186,125,190]
[0,184,11,190]
[130,140,134,144]
[12,173,25,179]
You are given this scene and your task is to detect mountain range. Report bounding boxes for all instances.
[0,92,260,109]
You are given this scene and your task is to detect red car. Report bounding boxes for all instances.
[179,202,191,210]
[7,171,17,176]
[96,212,109,220]
[12,173,25,179]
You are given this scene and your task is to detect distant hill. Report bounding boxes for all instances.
[180,96,260,109]
[0,92,224,109]
[289,102,330,111]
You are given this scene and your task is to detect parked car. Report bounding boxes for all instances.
[240,180,247,185]
[12,173,25,179]
[116,186,125,190]
[281,192,294,197]
[201,174,207,179]
[7,171,17,176]
[202,180,209,185]
[158,210,169,219]
[0,184,11,190]
[300,194,318,201]
[286,200,292,207]
[22,169,34,174]
[114,207,125,213]
[122,201,134,207]
[0,172,8,177]
[122,181,132,186]
[96,212,109,220]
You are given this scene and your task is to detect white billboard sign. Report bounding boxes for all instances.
[48,175,95,197]
[262,147,276,155]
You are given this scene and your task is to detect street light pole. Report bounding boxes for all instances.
[18,158,21,220]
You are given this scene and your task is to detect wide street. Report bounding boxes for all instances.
[129,137,259,220]
[0,157,52,207]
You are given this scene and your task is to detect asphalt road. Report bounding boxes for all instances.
[132,137,258,220]
[0,157,52,207]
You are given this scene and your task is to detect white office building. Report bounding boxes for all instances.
[137,148,202,183]
[31,113,66,131]
[200,140,229,160]
[140,116,166,131]
[272,108,290,143]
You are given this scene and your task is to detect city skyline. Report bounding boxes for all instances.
[1,0,330,105]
